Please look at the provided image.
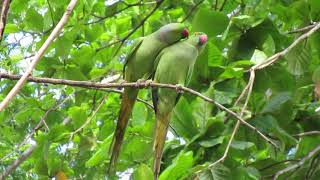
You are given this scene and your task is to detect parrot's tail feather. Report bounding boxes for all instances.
[153,112,171,180]
[108,89,137,176]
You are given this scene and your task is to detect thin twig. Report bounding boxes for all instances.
[288,24,316,34]
[86,2,142,25]
[70,96,107,138]
[273,144,320,179]
[0,144,37,180]
[293,131,320,137]
[197,71,258,172]
[219,0,227,11]
[0,0,79,111]
[305,154,320,179]
[96,0,165,52]
[0,97,70,162]
[259,159,300,171]
[197,22,320,174]
[255,22,320,70]
[182,0,205,22]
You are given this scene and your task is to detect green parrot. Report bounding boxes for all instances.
[108,23,189,174]
[151,32,208,179]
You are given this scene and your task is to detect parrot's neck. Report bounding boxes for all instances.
[153,31,172,45]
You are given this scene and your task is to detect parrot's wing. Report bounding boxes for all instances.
[152,87,158,113]
[151,50,166,113]
[151,49,166,80]
[122,37,144,77]
[174,64,195,105]
[185,65,194,86]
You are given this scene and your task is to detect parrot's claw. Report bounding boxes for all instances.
[135,79,145,88]
[118,80,126,90]
[145,80,153,87]
[175,84,184,93]
[119,79,126,85]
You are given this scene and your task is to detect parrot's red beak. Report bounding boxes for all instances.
[199,35,208,45]
[181,28,189,38]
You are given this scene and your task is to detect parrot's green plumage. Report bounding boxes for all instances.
[152,33,208,179]
[108,23,189,175]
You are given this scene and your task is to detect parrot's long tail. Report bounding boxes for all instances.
[153,112,171,180]
[108,88,137,176]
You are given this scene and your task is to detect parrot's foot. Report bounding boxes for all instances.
[119,79,126,84]
[175,84,184,93]
[135,79,145,88]
[145,80,153,87]
[118,80,126,90]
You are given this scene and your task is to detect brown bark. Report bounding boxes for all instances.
[0,0,10,42]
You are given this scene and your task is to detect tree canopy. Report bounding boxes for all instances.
[1,0,320,179]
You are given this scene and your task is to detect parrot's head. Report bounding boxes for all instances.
[188,32,208,52]
[157,23,189,44]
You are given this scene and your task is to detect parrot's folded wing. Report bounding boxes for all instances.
[122,37,144,77]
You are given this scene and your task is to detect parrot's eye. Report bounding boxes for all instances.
[181,28,189,38]
[199,35,208,45]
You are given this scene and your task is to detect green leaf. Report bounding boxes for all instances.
[198,163,230,180]
[4,24,19,34]
[171,97,199,140]
[192,8,229,37]
[286,41,311,75]
[251,49,267,64]
[131,103,148,126]
[231,15,265,30]
[312,66,320,83]
[231,140,255,150]
[25,8,44,31]
[85,135,113,167]
[208,42,223,67]
[261,92,291,114]
[67,104,89,129]
[132,164,154,180]
[159,151,193,180]
[199,136,224,148]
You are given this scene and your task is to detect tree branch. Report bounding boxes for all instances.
[0,0,79,112]
[273,144,320,179]
[288,23,316,34]
[0,0,10,42]
[293,131,320,137]
[0,144,37,180]
[0,72,277,148]
[196,21,320,175]
[0,97,70,179]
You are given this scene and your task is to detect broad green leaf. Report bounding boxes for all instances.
[312,66,320,82]
[208,42,223,67]
[198,163,230,180]
[67,104,89,129]
[25,8,44,31]
[131,103,148,126]
[251,49,267,64]
[85,135,113,167]
[231,140,255,150]
[132,163,154,180]
[199,136,224,148]
[159,151,193,180]
[171,97,199,140]
[261,92,291,114]
[286,41,311,75]
[192,8,229,37]
[4,24,19,34]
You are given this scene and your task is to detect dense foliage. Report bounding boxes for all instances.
[1,0,320,179]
